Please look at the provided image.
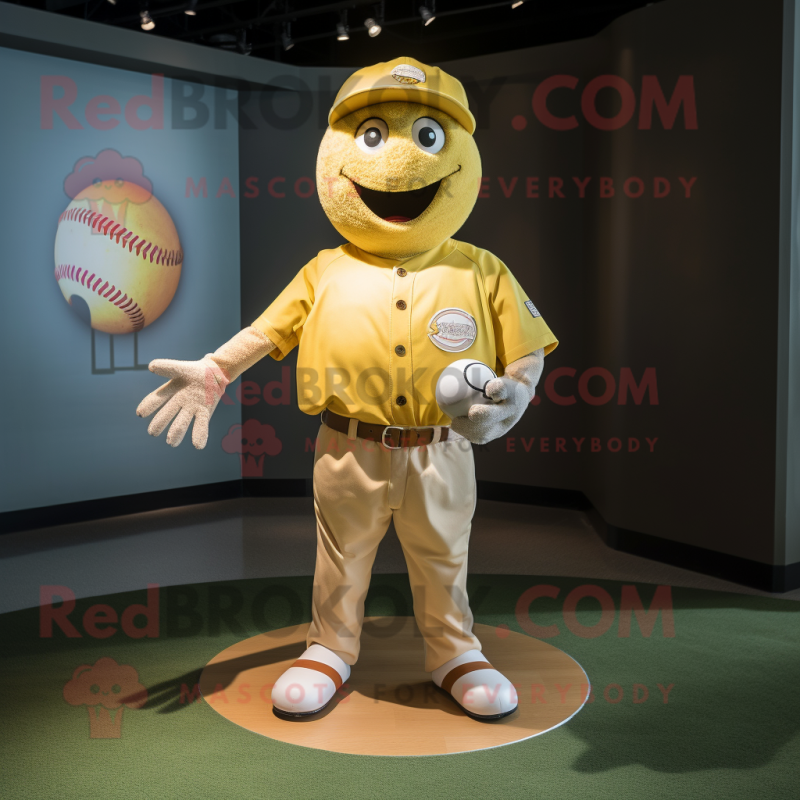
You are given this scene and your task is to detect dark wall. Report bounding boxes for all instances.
[238,0,785,565]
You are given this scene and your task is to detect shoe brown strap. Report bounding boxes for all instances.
[321,408,449,447]
[291,659,343,690]
[441,661,494,695]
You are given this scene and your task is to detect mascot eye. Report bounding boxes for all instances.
[355,118,389,153]
[412,118,445,153]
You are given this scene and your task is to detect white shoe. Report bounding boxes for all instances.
[271,644,351,717]
[432,650,518,720]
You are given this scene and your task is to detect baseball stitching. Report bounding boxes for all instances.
[55,263,146,331]
[57,206,184,267]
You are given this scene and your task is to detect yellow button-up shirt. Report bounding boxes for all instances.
[252,238,558,426]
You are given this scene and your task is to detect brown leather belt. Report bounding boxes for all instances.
[321,408,450,448]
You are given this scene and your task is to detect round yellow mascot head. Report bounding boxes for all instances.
[317,57,481,260]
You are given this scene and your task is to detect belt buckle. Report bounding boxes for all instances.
[382,426,406,450]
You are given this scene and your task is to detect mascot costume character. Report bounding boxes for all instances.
[136,58,558,721]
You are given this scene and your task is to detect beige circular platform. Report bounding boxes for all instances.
[199,617,589,756]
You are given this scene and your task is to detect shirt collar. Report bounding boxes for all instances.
[344,238,457,272]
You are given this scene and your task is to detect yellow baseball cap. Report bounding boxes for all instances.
[328,56,476,135]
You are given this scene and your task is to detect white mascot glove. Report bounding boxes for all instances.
[136,326,275,449]
[450,349,544,445]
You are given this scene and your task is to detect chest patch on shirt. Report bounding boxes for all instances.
[427,308,477,352]
[524,300,541,318]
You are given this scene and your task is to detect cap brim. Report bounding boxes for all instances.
[328,85,476,135]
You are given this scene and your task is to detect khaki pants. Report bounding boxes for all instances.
[306,422,481,673]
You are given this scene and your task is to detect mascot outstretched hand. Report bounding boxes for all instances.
[137,58,558,721]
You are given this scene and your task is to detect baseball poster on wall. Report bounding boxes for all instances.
[55,151,183,335]
[0,47,241,512]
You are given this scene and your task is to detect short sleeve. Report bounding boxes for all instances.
[251,255,322,362]
[483,253,558,368]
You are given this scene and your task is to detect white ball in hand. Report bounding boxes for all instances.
[436,359,497,420]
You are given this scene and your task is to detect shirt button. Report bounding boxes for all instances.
[396,395,407,406]
[395,345,406,356]
[397,267,407,277]
[396,300,407,310]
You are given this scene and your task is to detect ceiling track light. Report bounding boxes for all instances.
[419,4,435,26]
[106,0,117,5]
[185,0,198,16]
[363,2,384,38]
[140,9,155,30]
[238,28,252,56]
[281,22,294,51]
[336,11,349,41]
[511,1,525,7]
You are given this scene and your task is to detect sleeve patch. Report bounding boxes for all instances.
[524,300,541,318]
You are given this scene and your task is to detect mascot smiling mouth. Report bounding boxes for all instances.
[346,167,461,223]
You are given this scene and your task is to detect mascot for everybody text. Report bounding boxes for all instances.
[137,58,558,721]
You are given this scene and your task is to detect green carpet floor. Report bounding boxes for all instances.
[1,574,798,799]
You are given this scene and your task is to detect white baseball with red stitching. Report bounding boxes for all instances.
[54,180,183,335]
